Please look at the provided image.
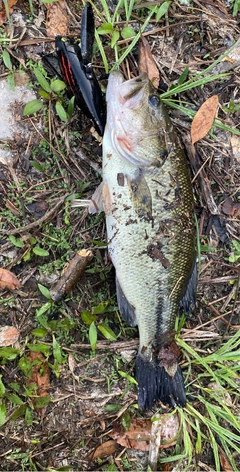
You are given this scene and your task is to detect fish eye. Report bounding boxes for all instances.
[149,95,160,107]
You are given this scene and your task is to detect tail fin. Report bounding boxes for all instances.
[136,353,186,411]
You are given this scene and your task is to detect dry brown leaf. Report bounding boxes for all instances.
[27,351,50,397]
[222,197,240,217]
[191,95,219,145]
[224,45,240,64]
[219,446,233,472]
[27,352,50,415]
[0,0,18,26]
[0,326,20,347]
[46,0,69,37]
[89,440,118,461]
[5,199,20,217]
[230,134,240,162]
[109,415,179,451]
[139,36,160,88]
[68,353,79,381]
[14,72,30,87]
[0,268,21,290]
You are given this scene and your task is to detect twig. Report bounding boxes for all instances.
[0,195,67,235]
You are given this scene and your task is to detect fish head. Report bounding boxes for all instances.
[105,71,170,167]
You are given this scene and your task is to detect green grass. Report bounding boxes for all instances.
[162,330,240,471]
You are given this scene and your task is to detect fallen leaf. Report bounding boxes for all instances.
[219,446,233,472]
[222,197,240,217]
[26,352,50,416]
[5,199,20,217]
[109,415,179,451]
[14,72,30,87]
[0,268,21,290]
[224,45,240,64]
[68,353,79,381]
[230,135,240,162]
[139,36,160,88]
[0,326,20,347]
[46,0,69,37]
[89,440,118,461]
[26,200,49,218]
[191,95,219,145]
[0,0,18,26]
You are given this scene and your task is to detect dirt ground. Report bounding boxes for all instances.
[0,0,240,471]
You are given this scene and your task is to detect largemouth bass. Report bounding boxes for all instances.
[77,71,197,410]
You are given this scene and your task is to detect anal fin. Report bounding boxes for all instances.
[180,260,198,314]
[116,277,137,327]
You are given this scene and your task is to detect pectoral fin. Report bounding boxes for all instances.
[116,277,137,327]
[89,181,112,215]
[127,170,152,221]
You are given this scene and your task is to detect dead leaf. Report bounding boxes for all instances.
[191,95,219,145]
[230,135,240,162]
[0,0,18,26]
[0,268,21,290]
[26,200,49,218]
[68,353,79,381]
[219,446,233,472]
[5,199,20,217]
[14,72,30,87]
[89,440,118,461]
[222,197,240,217]
[46,0,69,37]
[26,352,50,416]
[110,419,151,451]
[139,36,160,88]
[109,415,179,451]
[0,326,20,347]
[224,45,240,64]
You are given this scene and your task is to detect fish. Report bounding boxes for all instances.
[75,71,197,410]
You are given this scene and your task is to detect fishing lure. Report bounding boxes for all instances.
[55,3,106,135]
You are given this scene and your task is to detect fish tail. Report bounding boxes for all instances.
[136,352,186,411]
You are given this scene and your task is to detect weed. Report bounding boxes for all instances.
[228,239,240,263]
[231,0,240,16]
[156,330,240,471]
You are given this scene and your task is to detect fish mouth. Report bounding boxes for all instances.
[118,73,149,108]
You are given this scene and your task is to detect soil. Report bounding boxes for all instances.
[0,0,240,471]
